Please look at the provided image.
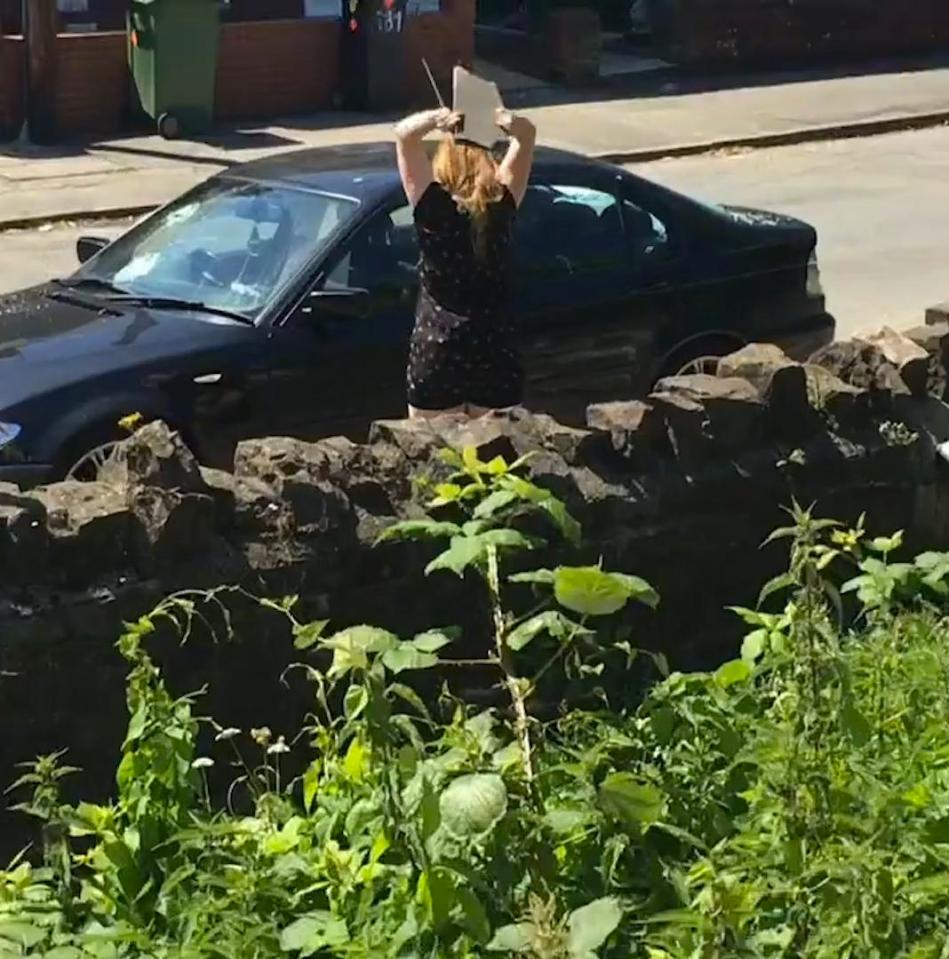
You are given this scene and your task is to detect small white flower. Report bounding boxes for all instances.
[267,736,290,756]
[192,757,215,770]
[215,727,241,742]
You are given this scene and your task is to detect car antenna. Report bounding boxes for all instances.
[422,58,446,109]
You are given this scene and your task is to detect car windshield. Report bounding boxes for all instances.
[73,178,359,317]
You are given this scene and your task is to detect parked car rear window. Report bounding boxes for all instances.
[76,179,359,317]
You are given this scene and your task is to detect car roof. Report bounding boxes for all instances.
[224,142,610,199]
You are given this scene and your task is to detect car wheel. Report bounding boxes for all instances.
[65,440,120,482]
[676,354,723,377]
[656,336,744,386]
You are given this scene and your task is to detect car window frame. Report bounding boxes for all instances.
[276,195,418,331]
[616,176,684,266]
[513,172,631,282]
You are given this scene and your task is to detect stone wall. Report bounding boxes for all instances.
[4,318,949,852]
[651,0,949,68]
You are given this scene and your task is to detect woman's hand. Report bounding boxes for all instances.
[395,108,454,143]
[435,109,463,133]
[496,109,535,142]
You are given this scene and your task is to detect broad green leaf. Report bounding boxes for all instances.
[507,611,581,652]
[479,529,537,551]
[45,949,83,959]
[868,530,904,554]
[324,626,398,676]
[376,520,461,544]
[473,490,519,520]
[343,739,368,783]
[302,761,320,813]
[545,807,592,834]
[279,913,349,955]
[758,572,796,608]
[509,569,556,585]
[293,620,330,651]
[615,573,660,609]
[455,885,492,943]
[418,866,455,930]
[715,659,752,688]
[382,643,439,674]
[740,629,767,664]
[431,483,463,506]
[487,923,535,952]
[426,536,486,577]
[599,773,664,831]
[344,684,369,720]
[485,455,509,475]
[412,629,457,653]
[841,702,871,747]
[555,566,634,617]
[567,898,622,957]
[440,773,508,838]
[0,922,44,948]
[462,446,488,479]
[538,496,582,547]
[389,682,431,718]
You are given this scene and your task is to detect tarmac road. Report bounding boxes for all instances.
[1,126,947,338]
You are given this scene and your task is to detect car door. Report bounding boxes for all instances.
[513,172,677,423]
[265,202,418,441]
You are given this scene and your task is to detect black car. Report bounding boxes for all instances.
[0,143,833,486]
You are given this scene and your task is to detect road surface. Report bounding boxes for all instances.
[635,125,949,335]
[1,126,947,337]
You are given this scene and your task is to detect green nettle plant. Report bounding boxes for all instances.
[3,457,949,958]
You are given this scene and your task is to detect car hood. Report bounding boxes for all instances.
[0,285,257,407]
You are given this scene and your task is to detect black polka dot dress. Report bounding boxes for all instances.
[407,181,523,411]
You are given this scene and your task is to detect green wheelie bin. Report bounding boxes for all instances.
[127,0,221,139]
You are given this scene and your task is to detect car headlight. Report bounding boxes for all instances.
[0,422,21,449]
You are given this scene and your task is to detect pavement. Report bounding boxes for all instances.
[1,60,948,229]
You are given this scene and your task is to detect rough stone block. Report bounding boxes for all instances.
[718,343,815,438]
[130,488,216,574]
[651,375,763,465]
[368,418,446,463]
[100,420,210,494]
[31,481,131,584]
[803,365,869,425]
[198,467,237,530]
[925,302,949,326]
[586,400,665,461]
[0,485,49,582]
[810,340,907,395]
[857,326,930,396]
[903,322,949,400]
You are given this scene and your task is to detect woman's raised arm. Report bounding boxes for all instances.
[394,108,458,207]
[496,110,536,207]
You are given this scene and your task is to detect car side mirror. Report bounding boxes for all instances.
[299,287,372,322]
[76,236,109,264]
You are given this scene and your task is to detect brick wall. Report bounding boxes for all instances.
[1,1,472,140]
[653,0,949,67]
[215,19,339,120]
[0,35,23,140]
[405,0,474,103]
[54,31,128,137]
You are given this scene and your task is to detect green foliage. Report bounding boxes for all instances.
[3,462,949,958]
